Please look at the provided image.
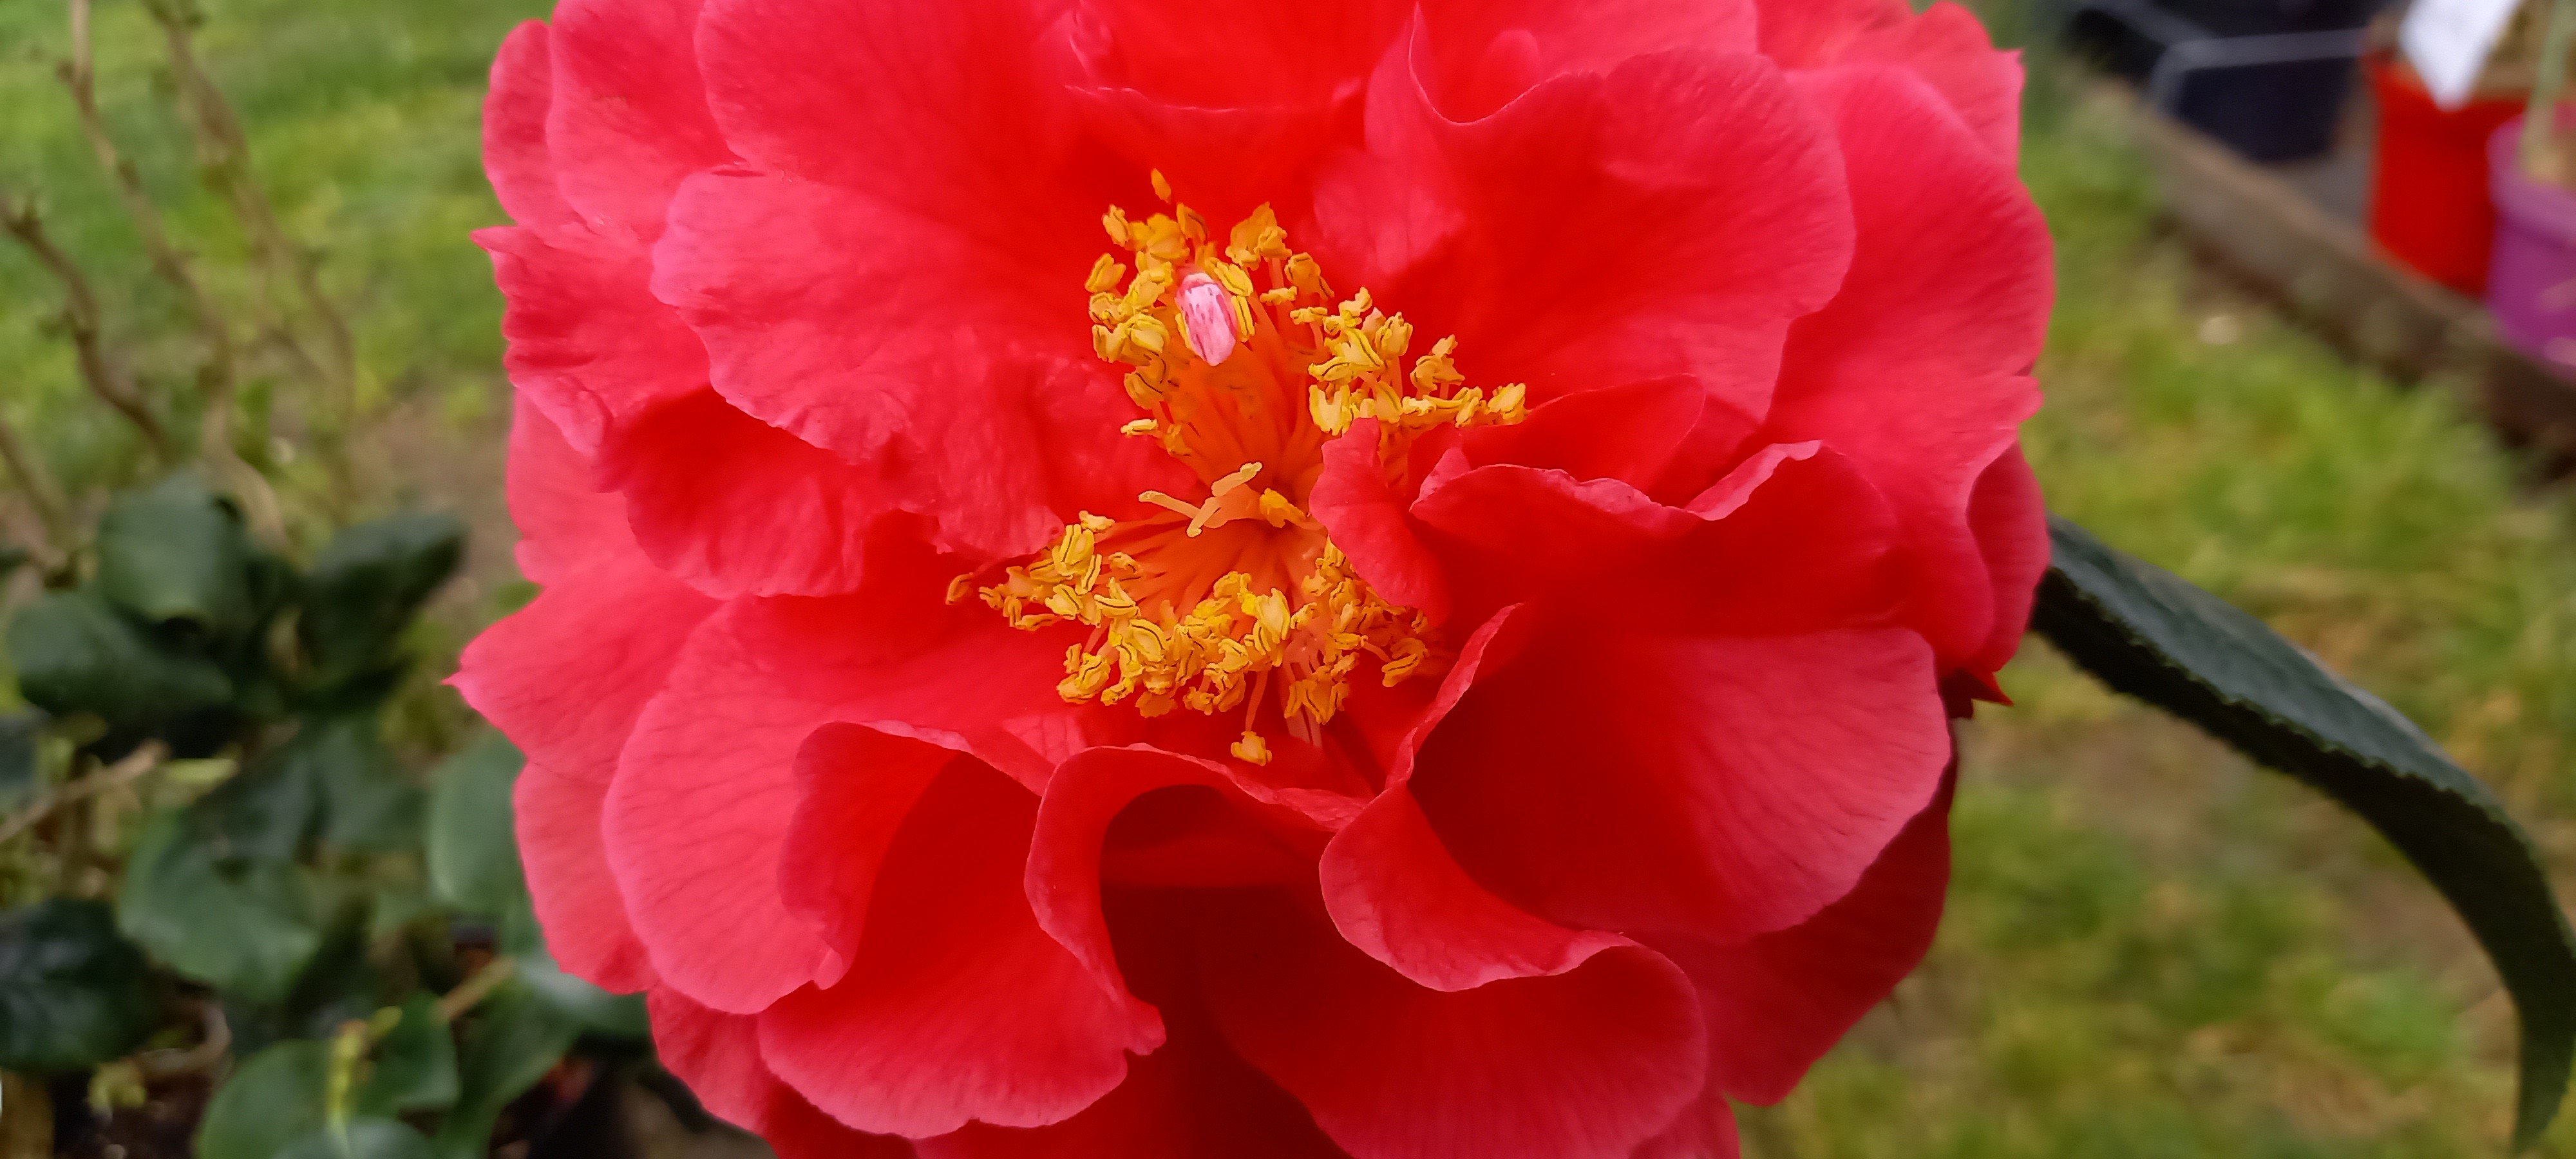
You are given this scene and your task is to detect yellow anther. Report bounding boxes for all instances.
[1150,169,1172,202]
[989,198,1530,751]
[1086,254,1128,294]
[945,574,976,605]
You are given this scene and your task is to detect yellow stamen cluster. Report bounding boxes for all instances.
[973,174,1526,765]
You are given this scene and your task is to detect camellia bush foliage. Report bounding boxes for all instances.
[0,1,652,1154]
[0,475,647,1158]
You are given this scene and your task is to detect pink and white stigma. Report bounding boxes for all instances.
[1177,272,1239,366]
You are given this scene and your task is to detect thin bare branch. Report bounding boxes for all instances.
[144,0,355,430]
[0,187,175,461]
[0,410,71,565]
[0,740,168,847]
[57,0,284,543]
[435,956,519,1022]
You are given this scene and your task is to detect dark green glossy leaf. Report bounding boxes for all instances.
[519,952,649,1041]
[2032,514,2576,1148]
[193,747,323,864]
[433,980,578,1159]
[196,1039,329,1159]
[305,716,421,851]
[0,899,158,1072]
[8,589,232,724]
[0,711,40,810]
[118,809,322,1004]
[426,735,525,919]
[299,513,464,693]
[278,1120,437,1159]
[95,473,258,637]
[355,994,457,1116]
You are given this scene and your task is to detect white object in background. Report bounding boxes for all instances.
[2402,0,2527,109]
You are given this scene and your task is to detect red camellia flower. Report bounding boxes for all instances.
[453,0,2050,1154]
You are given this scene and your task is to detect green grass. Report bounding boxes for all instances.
[8,3,2576,1156]
[0,0,544,509]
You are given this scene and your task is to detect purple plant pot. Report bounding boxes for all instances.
[2487,116,2576,371]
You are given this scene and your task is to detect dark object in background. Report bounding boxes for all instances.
[2063,0,2391,162]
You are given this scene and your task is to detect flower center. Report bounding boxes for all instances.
[965,175,1526,765]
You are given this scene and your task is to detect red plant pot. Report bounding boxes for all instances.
[2369,53,2526,294]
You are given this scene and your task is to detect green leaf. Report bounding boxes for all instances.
[94,473,258,638]
[355,994,457,1116]
[519,952,649,1041]
[0,899,158,1072]
[426,735,525,918]
[8,589,233,724]
[277,1120,436,1159]
[2031,515,2576,1148]
[118,809,323,1004]
[0,711,40,810]
[192,744,324,864]
[299,513,464,692]
[304,716,421,852]
[433,980,579,1159]
[196,1039,329,1159]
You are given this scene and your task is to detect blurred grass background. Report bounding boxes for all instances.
[5,1,2576,1155]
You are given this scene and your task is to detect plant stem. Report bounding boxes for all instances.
[143,0,358,444]
[0,188,175,462]
[0,411,71,569]
[0,1072,51,1159]
[435,956,518,1022]
[2525,0,2576,175]
[0,741,167,848]
[58,0,285,544]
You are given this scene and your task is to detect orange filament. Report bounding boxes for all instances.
[971,173,1527,764]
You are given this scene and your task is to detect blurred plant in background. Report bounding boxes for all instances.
[0,2,656,1156]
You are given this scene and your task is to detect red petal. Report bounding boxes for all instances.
[920,889,1348,1159]
[1408,626,1948,944]
[1459,377,1705,491]
[1314,42,1850,420]
[1202,889,1707,1159]
[477,223,704,460]
[455,403,713,992]
[1410,0,1757,120]
[647,989,915,1158]
[1764,65,2048,670]
[1414,443,1904,635]
[760,755,1159,1135]
[1750,0,1909,65]
[543,0,732,240]
[694,0,1096,223]
[1966,445,2047,678]
[1320,607,1636,992]
[603,586,1091,1012]
[601,390,900,598]
[457,530,708,787]
[1841,3,2023,161]
[1071,0,1404,224]
[496,394,627,587]
[513,764,656,992]
[1667,774,1953,1104]
[1631,1092,1741,1159]
[650,171,1175,560]
[1027,746,1334,1025]
[483,21,574,231]
[1309,419,1449,623]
